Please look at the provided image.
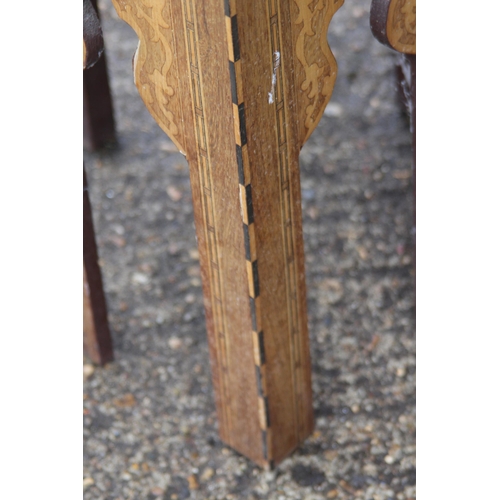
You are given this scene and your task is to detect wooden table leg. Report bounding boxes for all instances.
[83,167,114,365]
[111,0,343,467]
[83,0,114,365]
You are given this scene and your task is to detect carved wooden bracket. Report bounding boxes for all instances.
[111,0,343,467]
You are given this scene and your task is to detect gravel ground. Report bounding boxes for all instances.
[83,0,416,498]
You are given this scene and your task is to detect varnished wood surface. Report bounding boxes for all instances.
[370,0,415,54]
[111,0,343,467]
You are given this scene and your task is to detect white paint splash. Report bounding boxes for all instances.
[268,51,281,104]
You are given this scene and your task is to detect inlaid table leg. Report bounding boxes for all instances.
[111,0,343,467]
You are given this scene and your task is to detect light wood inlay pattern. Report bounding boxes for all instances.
[370,0,416,55]
[293,0,344,144]
[111,0,342,467]
[112,0,186,152]
[387,0,415,54]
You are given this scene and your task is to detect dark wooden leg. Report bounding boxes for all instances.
[370,0,416,241]
[83,166,114,365]
[394,61,410,118]
[83,0,116,151]
[396,53,416,231]
[404,54,417,225]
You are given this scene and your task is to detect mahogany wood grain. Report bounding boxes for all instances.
[111,0,343,467]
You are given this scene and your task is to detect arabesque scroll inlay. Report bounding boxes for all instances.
[294,0,343,144]
[388,0,416,53]
[112,0,184,151]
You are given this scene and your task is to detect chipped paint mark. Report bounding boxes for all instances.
[268,51,281,104]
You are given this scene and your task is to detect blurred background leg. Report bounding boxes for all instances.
[83,0,116,151]
[83,1,114,364]
[370,0,416,238]
[83,167,114,365]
